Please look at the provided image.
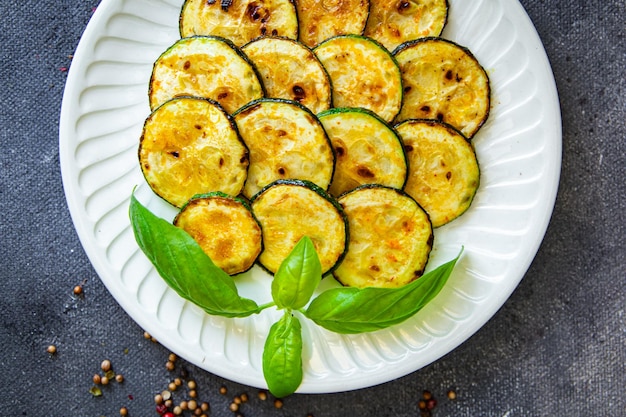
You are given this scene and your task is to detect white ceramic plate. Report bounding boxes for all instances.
[60,0,561,393]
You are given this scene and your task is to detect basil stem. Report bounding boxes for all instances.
[272,236,322,310]
[262,311,303,398]
[129,193,263,318]
[304,251,461,334]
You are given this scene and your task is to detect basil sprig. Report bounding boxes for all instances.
[129,193,460,397]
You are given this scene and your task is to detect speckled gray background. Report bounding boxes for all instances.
[1,1,624,416]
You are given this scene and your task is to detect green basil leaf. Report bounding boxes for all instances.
[272,236,322,310]
[129,193,261,318]
[304,252,461,333]
[262,312,303,398]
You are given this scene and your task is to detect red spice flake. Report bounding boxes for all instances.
[59,67,68,72]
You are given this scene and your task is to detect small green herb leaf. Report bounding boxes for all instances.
[129,193,261,318]
[262,311,303,398]
[304,251,461,333]
[272,236,322,310]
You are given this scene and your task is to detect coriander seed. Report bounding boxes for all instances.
[115,374,124,383]
[258,390,267,401]
[274,399,283,409]
[447,389,457,400]
[154,394,163,404]
[119,406,128,416]
[101,359,112,372]
[46,345,57,354]
[93,374,102,384]
[188,400,197,411]
[165,361,175,371]
[188,380,197,390]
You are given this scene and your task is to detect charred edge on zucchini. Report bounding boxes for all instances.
[138,96,249,208]
[394,118,480,227]
[364,0,449,52]
[179,0,298,46]
[334,184,433,289]
[317,107,408,196]
[251,179,349,276]
[392,37,490,138]
[295,0,370,48]
[174,191,263,275]
[314,34,403,123]
[148,35,265,114]
[241,35,332,114]
[233,98,336,199]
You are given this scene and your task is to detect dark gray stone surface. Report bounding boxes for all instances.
[1,0,624,416]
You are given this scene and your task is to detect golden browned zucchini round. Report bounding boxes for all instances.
[148,36,264,114]
[233,98,335,199]
[318,107,407,197]
[393,37,490,138]
[334,185,433,288]
[241,36,332,114]
[139,97,249,208]
[395,119,479,227]
[179,0,298,47]
[174,192,263,275]
[364,0,448,52]
[295,0,370,48]
[314,35,403,122]
[251,180,348,275]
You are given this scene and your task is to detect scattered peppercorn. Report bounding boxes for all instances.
[174,378,182,387]
[240,393,248,403]
[200,402,209,412]
[188,380,197,390]
[229,402,239,412]
[169,353,177,362]
[219,386,228,395]
[189,390,197,398]
[188,400,198,411]
[116,374,124,383]
[155,394,164,405]
[119,406,128,416]
[423,390,432,400]
[257,390,267,401]
[73,285,83,295]
[165,361,175,371]
[173,406,182,415]
[168,382,177,391]
[46,344,57,354]
[274,399,283,409]
[447,389,457,400]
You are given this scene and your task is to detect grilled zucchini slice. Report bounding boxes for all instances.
[251,179,348,275]
[315,35,403,123]
[295,0,370,48]
[364,0,448,52]
[179,0,298,47]
[241,36,331,114]
[174,192,263,275]
[334,185,433,288]
[395,119,479,227]
[139,97,249,208]
[393,37,490,138]
[233,98,335,198]
[148,36,264,114]
[318,107,407,197]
